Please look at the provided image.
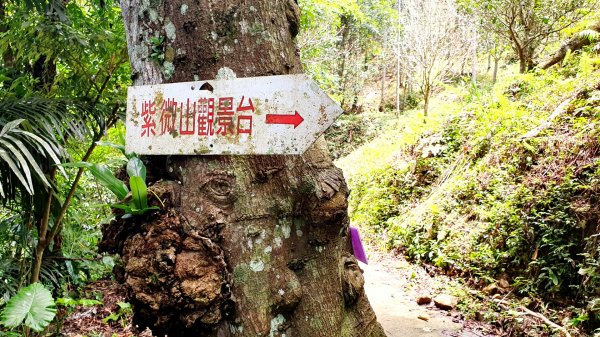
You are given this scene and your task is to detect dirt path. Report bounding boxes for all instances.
[363,251,496,337]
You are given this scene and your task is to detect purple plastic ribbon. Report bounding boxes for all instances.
[349,226,368,264]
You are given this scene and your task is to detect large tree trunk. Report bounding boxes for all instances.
[516,44,535,73]
[110,1,387,337]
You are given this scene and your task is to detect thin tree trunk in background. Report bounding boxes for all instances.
[471,34,477,85]
[423,85,430,118]
[402,80,409,111]
[493,57,499,84]
[380,51,386,112]
[396,0,401,116]
[395,61,400,116]
[112,1,387,336]
[338,15,351,109]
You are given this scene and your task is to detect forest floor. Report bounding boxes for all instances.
[59,248,499,337]
[363,247,499,337]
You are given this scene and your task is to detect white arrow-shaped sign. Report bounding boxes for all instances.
[125,74,343,155]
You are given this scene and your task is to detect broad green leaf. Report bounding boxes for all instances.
[548,269,559,286]
[90,164,129,200]
[56,298,101,307]
[102,312,120,323]
[0,283,56,332]
[95,141,126,156]
[130,176,148,210]
[63,162,128,199]
[110,204,133,212]
[55,298,78,307]
[78,299,102,306]
[127,157,146,181]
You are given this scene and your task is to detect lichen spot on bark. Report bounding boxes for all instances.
[163,61,175,79]
[216,67,237,80]
[269,314,286,337]
[165,20,177,41]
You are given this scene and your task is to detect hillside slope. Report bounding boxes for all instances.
[338,57,600,335]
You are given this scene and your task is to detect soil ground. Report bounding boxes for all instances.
[363,250,498,337]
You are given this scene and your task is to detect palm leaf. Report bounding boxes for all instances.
[0,119,59,197]
[0,97,115,200]
[0,282,56,332]
[3,134,51,188]
[0,98,110,144]
[0,149,33,196]
[0,139,34,193]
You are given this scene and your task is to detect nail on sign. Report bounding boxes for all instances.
[125,74,343,155]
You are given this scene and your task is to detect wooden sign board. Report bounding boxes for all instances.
[125,74,343,155]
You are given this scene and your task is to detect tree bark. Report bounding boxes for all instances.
[517,45,535,73]
[112,1,386,336]
[423,85,430,120]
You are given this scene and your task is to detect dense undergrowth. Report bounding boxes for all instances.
[338,52,600,335]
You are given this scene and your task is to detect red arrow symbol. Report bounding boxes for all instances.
[265,111,304,129]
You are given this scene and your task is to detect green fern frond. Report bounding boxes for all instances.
[578,29,600,43]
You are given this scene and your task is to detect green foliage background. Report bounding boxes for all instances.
[340,46,600,333]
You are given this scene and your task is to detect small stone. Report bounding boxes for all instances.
[417,313,429,321]
[433,294,458,310]
[416,295,432,305]
[482,283,499,296]
[498,278,510,289]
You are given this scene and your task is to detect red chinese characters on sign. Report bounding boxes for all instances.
[159,98,177,135]
[180,99,196,136]
[139,96,255,138]
[197,97,215,136]
[237,96,253,134]
[141,100,156,137]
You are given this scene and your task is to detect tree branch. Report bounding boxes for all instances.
[539,22,600,70]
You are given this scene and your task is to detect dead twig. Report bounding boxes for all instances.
[493,298,571,337]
